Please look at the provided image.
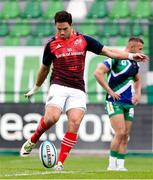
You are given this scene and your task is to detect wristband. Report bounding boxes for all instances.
[128,53,134,60]
[33,85,40,92]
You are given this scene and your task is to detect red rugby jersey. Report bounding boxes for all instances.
[42,32,103,92]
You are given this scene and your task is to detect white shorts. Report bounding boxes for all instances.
[45,84,86,112]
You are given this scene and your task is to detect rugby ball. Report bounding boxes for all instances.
[39,140,57,168]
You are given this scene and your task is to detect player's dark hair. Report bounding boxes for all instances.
[54,11,72,25]
[128,37,144,44]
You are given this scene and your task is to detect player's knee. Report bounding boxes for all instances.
[44,114,59,126]
[123,134,129,144]
[71,120,80,128]
[117,129,126,139]
[68,120,81,132]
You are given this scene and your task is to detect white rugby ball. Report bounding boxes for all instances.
[39,140,57,168]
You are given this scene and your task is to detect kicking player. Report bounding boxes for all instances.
[94,37,144,171]
[20,10,148,171]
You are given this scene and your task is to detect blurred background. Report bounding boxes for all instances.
[0,0,153,155]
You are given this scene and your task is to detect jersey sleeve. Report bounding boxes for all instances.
[83,35,104,54]
[103,58,115,70]
[42,41,55,66]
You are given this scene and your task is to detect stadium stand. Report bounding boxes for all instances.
[32,23,54,37]
[0,0,152,105]
[4,36,20,46]
[131,0,153,19]
[0,0,20,19]
[26,36,42,46]
[0,0,152,47]
[87,0,108,19]
[109,0,130,19]
[79,21,97,36]
[10,21,31,37]
[99,21,120,37]
[42,0,64,19]
[0,23,9,36]
[21,0,42,19]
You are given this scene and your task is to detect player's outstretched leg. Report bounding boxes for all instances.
[20,139,36,157]
[20,116,49,156]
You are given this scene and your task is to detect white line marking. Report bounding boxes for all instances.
[1,170,107,177]
[2,171,85,177]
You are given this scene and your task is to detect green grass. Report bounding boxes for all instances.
[0,155,153,179]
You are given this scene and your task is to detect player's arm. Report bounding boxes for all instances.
[132,73,141,105]
[94,63,120,100]
[35,64,50,87]
[83,35,148,62]
[101,46,148,62]
[25,64,50,98]
[25,42,53,98]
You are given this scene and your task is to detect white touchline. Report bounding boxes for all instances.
[2,170,106,177]
[2,171,84,177]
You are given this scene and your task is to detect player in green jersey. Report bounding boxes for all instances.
[94,37,144,171]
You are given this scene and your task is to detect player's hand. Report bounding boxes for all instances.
[129,53,149,62]
[132,94,140,105]
[24,85,39,99]
[108,89,121,101]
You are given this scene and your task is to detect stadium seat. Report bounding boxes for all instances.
[99,21,120,37]
[0,0,20,19]
[21,0,42,19]
[132,22,143,36]
[109,0,129,19]
[101,37,110,46]
[116,37,129,46]
[121,22,143,36]
[0,23,9,36]
[87,0,108,19]
[143,26,149,37]
[4,36,20,46]
[42,0,64,19]
[26,36,42,46]
[10,22,31,37]
[131,0,152,19]
[120,24,132,37]
[143,36,149,48]
[32,23,54,37]
[79,22,97,36]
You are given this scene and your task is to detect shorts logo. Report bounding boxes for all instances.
[107,102,114,114]
[129,108,134,117]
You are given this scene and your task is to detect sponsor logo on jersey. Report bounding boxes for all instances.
[56,51,84,58]
[74,39,82,45]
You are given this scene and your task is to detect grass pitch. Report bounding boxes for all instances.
[0,155,153,179]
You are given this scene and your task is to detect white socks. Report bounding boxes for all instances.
[117,159,125,169]
[108,156,117,169]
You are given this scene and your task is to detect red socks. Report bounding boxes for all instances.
[31,119,77,165]
[31,117,49,144]
[57,132,77,164]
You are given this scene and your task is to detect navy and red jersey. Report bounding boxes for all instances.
[42,32,104,92]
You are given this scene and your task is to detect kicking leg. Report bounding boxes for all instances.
[20,106,61,156]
